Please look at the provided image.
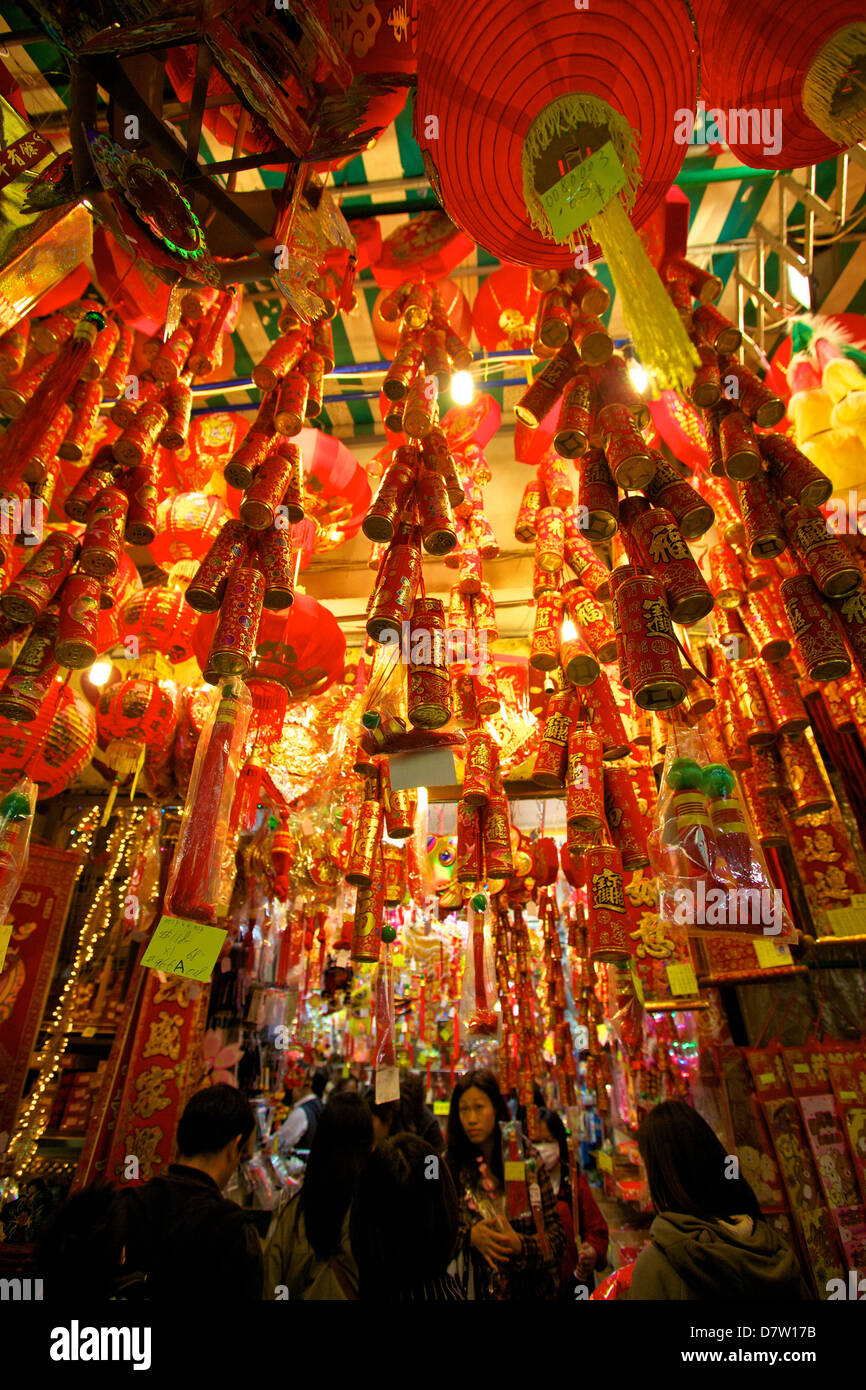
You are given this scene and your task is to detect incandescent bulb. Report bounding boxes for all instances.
[627,359,649,394]
[88,660,113,687]
[561,617,578,642]
[451,370,474,406]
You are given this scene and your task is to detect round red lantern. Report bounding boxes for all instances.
[115,586,200,665]
[415,0,697,266]
[0,680,96,800]
[472,266,540,352]
[148,492,229,568]
[296,427,372,551]
[96,677,178,754]
[193,593,345,702]
[371,211,475,289]
[441,394,502,452]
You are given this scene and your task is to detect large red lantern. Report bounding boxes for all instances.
[115,586,200,665]
[371,211,475,289]
[693,0,865,170]
[96,678,178,755]
[148,492,229,568]
[415,0,697,267]
[193,594,345,702]
[297,427,372,551]
[0,680,96,800]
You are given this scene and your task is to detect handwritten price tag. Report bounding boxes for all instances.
[538,141,627,240]
[753,939,794,969]
[666,962,699,997]
[141,915,226,983]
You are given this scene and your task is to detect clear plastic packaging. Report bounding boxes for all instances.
[458,902,500,1038]
[0,777,37,923]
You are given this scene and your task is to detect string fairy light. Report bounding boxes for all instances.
[8,806,145,1176]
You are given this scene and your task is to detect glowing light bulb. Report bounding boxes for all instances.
[561,617,578,642]
[88,660,113,686]
[628,359,649,394]
[451,370,474,406]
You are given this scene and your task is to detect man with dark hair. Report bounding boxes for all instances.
[119,1083,263,1300]
[275,1065,328,1158]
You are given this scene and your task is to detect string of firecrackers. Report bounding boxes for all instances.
[8,807,144,1175]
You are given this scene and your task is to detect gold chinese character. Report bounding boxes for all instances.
[625,870,659,908]
[629,913,674,960]
[591,867,626,913]
[121,1125,164,1183]
[142,1010,182,1061]
[802,829,840,863]
[134,1065,173,1119]
[641,597,672,640]
[648,523,689,564]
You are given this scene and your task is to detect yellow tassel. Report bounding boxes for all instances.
[521,93,640,245]
[587,197,699,393]
[103,739,146,780]
[802,23,866,147]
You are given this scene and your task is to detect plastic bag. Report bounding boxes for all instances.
[164,677,252,925]
[374,942,399,1101]
[458,902,500,1038]
[649,713,796,940]
[0,778,37,924]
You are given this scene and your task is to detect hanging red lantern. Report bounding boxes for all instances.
[148,492,229,568]
[192,593,346,703]
[472,266,540,352]
[0,680,96,800]
[115,586,200,665]
[371,211,475,289]
[693,0,865,170]
[296,427,372,551]
[96,678,178,753]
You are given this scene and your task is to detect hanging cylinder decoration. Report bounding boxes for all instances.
[530,589,562,671]
[532,690,574,788]
[585,843,630,963]
[565,723,604,834]
[619,496,714,626]
[575,449,618,541]
[779,573,852,681]
[407,597,452,729]
[783,504,861,598]
[352,849,386,962]
[603,763,650,870]
[366,523,423,643]
[615,572,685,710]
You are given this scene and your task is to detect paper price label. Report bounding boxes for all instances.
[666,962,699,996]
[793,1063,810,1074]
[433,1100,449,1116]
[753,939,794,969]
[538,141,627,240]
[141,915,227,983]
[826,903,866,937]
[0,923,12,972]
[504,1161,526,1183]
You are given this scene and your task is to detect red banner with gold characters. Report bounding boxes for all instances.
[0,843,81,1142]
[624,868,703,1010]
[781,807,866,939]
[76,968,210,1188]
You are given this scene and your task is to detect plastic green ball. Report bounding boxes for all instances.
[666,757,702,791]
[361,710,381,730]
[470,891,487,912]
[700,763,736,799]
[381,924,397,944]
[1,791,30,821]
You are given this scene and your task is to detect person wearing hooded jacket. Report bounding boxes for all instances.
[630,1100,812,1301]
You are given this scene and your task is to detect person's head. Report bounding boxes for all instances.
[176,1084,256,1189]
[399,1070,426,1131]
[36,1182,124,1299]
[637,1100,763,1224]
[537,1108,570,1178]
[351,1135,458,1297]
[363,1087,402,1146]
[300,1091,374,1260]
[446,1069,510,1180]
[310,1066,329,1100]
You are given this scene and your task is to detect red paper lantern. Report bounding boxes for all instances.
[296,427,372,550]
[96,678,178,759]
[415,0,697,266]
[91,227,171,336]
[193,593,346,703]
[148,492,229,568]
[116,587,200,665]
[0,680,96,799]
[472,266,540,352]
[693,0,865,170]
[371,211,475,289]
[441,394,502,451]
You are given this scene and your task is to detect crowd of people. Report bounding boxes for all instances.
[34,1069,812,1301]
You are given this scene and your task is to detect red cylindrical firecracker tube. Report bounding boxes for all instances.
[575,448,618,541]
[346,797,384,888]
[364,449,416,542]
[256,527,295,610]
[734,473,787,559]
[530,589,562,670]
[739,590,792,663]
[352,847,386,960]
[123,465,159,546]
[407,597,451,729]
[708,543,746,609]
[727,662,775,746]
[610,564,636,689]
[463,729,496,807]
[759,433,832,508]
[457,799,483,883]
[514,478,543,542]
[241,447,297,530]
[644,455,714,540]
[54,573,101,668]
[780,574,851,681]
[601,404,655,489]
[562,582,617,663]
[186,520,248,613]
[207,565,265,677]
[603,763,650,869]
[615,573,685,710]
[580,672,631,760]
[0,608,59,721]
[620,498,713,626]
[784,505,861,598]
[532,691,574,788]
[566,724,604,832]
[777,731,832,817]
[366,525,423,643]
[80,486,128,577]
[0,531,80,624]
[585,844,631,962]
[113,401,168,468]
